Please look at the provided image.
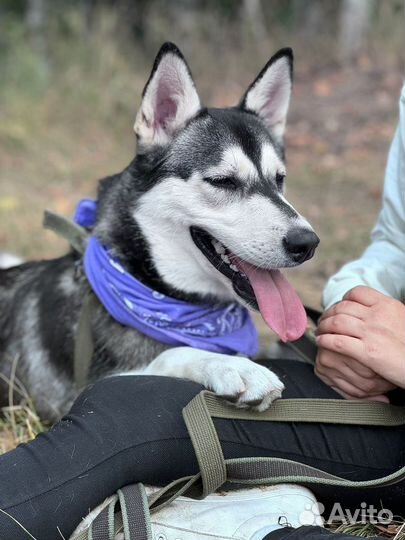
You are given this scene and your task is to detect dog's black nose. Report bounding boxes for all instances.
[283,228,320,262]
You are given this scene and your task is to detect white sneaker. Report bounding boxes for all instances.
[71,484,323,540]
[147,484,323,540]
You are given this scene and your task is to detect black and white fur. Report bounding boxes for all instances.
[0,43,317,421]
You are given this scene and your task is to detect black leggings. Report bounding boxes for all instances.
[0,359,404,539]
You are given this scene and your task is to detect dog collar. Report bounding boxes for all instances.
[75,200,259,357]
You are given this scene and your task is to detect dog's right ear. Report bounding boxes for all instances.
[134,42,201,153]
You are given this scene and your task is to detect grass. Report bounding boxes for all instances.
[0,356,46,454]
[329,521,405,539]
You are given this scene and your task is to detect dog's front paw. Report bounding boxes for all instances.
[201,356,284,411]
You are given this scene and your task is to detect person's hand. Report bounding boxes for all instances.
[315,286,405,401]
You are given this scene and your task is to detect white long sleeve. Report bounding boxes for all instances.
[322,88,405,309]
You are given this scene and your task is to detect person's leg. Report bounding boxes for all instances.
[261,358,405,516]
[0,361,404,539]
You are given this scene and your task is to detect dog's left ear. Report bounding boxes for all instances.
[134,42,201,152]
[240,48,293,141]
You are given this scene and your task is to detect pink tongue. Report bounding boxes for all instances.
[233,258,307,342]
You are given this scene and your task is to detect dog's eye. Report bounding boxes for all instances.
[204,176,239,189]
[275,172,286,190]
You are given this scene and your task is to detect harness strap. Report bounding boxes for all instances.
[183,390,227,496]
[88,495,117,540]
[282,307,320,365]
[73,484,151,540]
[43,210,88,255]
[182,390,405,492]
[70,390,405,540]
[117,484,152,540]
[74,291,98,389]
[43,210,95,388]
[200,391,405,426]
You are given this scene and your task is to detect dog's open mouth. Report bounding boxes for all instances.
[190,226,307,342]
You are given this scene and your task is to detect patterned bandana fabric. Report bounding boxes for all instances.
[75,199,259,357]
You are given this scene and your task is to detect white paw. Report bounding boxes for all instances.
[200,356,284,411]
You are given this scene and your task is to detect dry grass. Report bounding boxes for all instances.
[328,521,405,539]
[0,356,46,454]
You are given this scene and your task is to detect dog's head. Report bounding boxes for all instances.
[98,43,319,341]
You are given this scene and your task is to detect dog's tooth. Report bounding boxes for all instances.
[220,253,230,264]
[230,264,239,272]
[213,241,225,255]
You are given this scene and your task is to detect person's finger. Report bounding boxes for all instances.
[341,355,376,378]
[343,286,386,307]
[315,362,387,397]
[330,386,390,403]
[329,386,361,400]
[316,313,365,339]
[316,347,378,380]
[319,300,368,322]
[316,333,364,362]
[321,359,391,393]
[315,362,364,397]
[364,394,390,403]
[341,357,397,390]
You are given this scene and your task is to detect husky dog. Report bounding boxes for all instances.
[0,43,319,421]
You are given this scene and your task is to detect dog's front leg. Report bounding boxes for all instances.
[142,347,284,411]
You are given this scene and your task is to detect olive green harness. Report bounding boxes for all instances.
[42,210,405,540]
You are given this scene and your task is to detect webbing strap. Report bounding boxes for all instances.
[71,389,405,540]
[147,474,202,512]
[88,496,117,540]
[43,209,95,388]
[74,291,97,389]
[225,457,405,489]
[182,390,227,496]
[202,391,405,426]
[183,390,405,493]
[118,484,152,540]
[72,485,152,540]
[43,209,88,255]
[283,307,320,365]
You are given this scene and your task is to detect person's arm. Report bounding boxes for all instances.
[316,88,405,400]
[323,119,405,309]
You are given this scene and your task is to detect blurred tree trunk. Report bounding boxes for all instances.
[83,0,95,36]
[339,0,373,62]
[26,0,49,69]
[241,0,268,50]
[241,0,267,45]
[295,0,323,37]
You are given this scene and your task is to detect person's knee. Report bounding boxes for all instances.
[70,375,204,426]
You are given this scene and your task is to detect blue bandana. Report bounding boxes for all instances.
[75,200,259,357]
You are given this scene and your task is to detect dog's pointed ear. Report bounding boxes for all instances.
[134,42,201,152]
[240,48,293,141]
